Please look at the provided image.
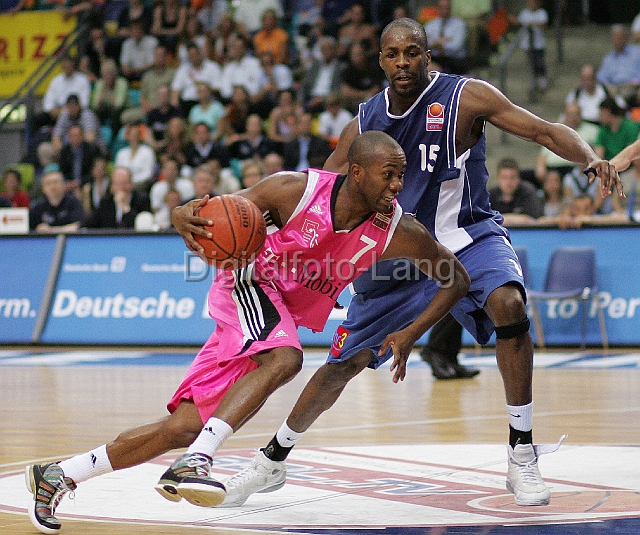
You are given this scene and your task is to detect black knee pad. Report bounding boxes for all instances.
[495,316,530,340]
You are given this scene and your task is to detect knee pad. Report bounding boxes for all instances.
[495,316,530,340]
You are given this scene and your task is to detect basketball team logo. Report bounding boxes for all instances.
[426,102,444,131]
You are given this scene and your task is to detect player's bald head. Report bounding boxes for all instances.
[348,131,404,168]
[380,17,429,51]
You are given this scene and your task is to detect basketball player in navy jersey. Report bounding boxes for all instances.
[217,18,623,508]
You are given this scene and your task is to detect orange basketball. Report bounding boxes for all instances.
[194,195,267,268]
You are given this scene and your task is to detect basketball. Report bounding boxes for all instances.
[194,195,266,268]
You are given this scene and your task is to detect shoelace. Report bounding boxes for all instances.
[516,457,542,485]
[184,454,212,477]
[39,476,75,514]
[225,459,264,487]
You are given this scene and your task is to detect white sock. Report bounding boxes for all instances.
[59,445,113,484]
[275,421,304,448]
[507,402,533,432]
[187,417,233,457]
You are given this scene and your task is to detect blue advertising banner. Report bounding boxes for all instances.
[0,236,58,343]
[41,235,217,345]
[460,226,640,347]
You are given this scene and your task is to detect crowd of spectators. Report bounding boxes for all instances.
[1,0,640,233]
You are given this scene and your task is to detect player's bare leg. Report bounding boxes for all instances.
[485,283,553,506]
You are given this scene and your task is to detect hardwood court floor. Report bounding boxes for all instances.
[1,349,639,534]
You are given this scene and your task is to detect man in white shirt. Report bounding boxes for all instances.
[120,18,159,82]
[232,0,283,34]
[566,64,616,125]
[299,36,342,113]
[150,158,195,212]
[42,55,92,122]
[171,43,222,115]
[218,36,263,101]
[424,0,467,74]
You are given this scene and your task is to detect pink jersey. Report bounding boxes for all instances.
[254,168,402,332]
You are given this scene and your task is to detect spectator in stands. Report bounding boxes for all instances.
[263,151,284,176]
[144,85,183,152]
[140,46,177,115]
[120,17,158,83]
[29,171,84,233]
[80,26,110,84]
[40,55,92,128]
[252,8,289,65]
[117,0,154,38]
[240,159,264,188]
[266,88,303,151]
[597,25,640,100]
[52,94,104,154]
[339,41,383,115]
[188,83,225,138]
[282,112,332,171]
[154,188,182,230]
[566,64,622,125]
[195,0,230,33]
[114,123,157,190]
[424,0,467,75]
[217,85,253,141]
[219,36,263,102]
[151,0,188,56]
[451,0,491,63]
[205,158,241,194]
[299,36,343,114]
[553,193,627,229]
[59,124,103,196]
[336,3,377,59]
[84,166,151,229]
[511,0,548,97]
[232,0,283,35]
[171,43,222,116]
[252,51,294,119]
[184,164,221,201]
[537,169,568,221]
[316,92,353,148]
[594,97,640,160]
[1,168,30,208]
[157,116,190,167]
[185,122,230,170]
[488,157,543,226]
[535,103,598,184]
[90,59,130,143]
[226,113,275,166]
[150,158,194,212]
[0,196,10,208]
[177,15,208,66]
[81,155,110,216]
[208,12,245,65]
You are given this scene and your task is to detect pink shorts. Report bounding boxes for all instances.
[167,272,302,423]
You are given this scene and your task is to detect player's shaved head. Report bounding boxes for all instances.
[381,17,429,51]
[348,131,404,168]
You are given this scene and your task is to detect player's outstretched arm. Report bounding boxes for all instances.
[323,118,359,174]
[611,139,640,172]
[378,215,470,382]
[460,79,622,198]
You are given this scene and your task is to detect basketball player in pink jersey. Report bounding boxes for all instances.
[25,131,470,534]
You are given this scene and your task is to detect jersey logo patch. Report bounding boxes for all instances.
[372,212,391,231]
[301,219,320,247]
[330,325,350,357]
[426,102,444,131]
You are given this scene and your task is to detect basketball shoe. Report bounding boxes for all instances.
[506,443,550,505]
[25,463,77,534]
[156,453,226,507]
[219,450,286,507]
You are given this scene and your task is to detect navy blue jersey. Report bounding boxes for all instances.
[358,72,507,253]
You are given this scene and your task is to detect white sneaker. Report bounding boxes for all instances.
[506,443,550,505]
[219,450,286,507]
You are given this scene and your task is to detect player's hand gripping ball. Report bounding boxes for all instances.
[195,195,267,268]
